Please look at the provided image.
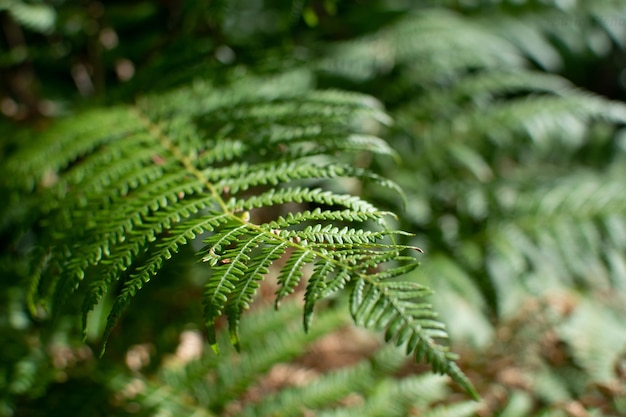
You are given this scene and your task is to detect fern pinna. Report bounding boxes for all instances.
[3,71,476,397]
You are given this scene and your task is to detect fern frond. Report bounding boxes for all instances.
[203,301,349,411]
[320,10,523,83]
[144,299,470,417]
[485,168,626,304]
[313,372,468,417]
[470,1,626,68]
[558,299,626,383]
[5,70,474,393]
[401,1,626,72]
[242,362,375,417]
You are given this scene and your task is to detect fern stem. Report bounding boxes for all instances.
[132,107,233,216]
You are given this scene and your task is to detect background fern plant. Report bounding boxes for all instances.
[319,2,626,415]
[2,0,626,416]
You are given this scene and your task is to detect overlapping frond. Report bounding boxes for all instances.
[396,1,626,72]
[319,10,523,84]
[466,1,626,70]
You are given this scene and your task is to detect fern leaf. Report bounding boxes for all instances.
[303,260,334,332]
[275,249,317,309]
[226,241,290,349]
[202,226,269,352]
[350,278,478,399]
[233,188,382,214]
[98,213,230,353]
[4,69,475,396]
[72,195,217,319]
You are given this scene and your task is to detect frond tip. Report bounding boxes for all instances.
[350,278,479,400]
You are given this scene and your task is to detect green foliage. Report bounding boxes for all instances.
[319,1,626,415]
[2,66,476,395]
[93,300,478,417]
[2,0,626,416]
